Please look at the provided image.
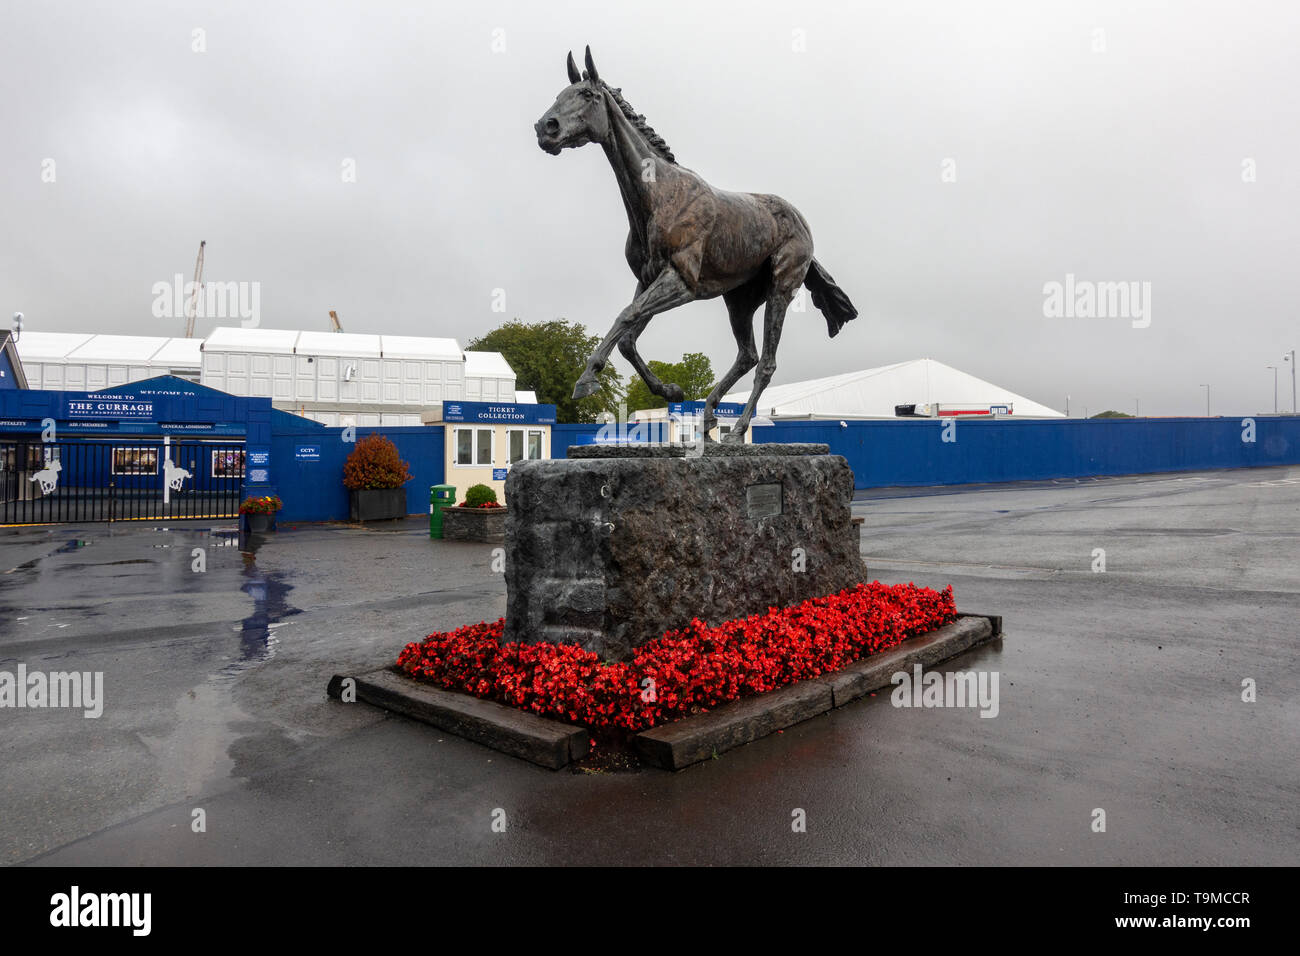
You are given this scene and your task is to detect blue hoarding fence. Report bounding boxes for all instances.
[549,423,601,458]
[755,416,1300,489]
[270,425,445,523]
[549,421,669,457]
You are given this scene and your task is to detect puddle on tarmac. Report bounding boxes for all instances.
[12,523,305,791]
[139,539,303,793]
[224,568,301,677]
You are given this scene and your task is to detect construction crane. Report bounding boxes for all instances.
[184,240,206,338]
[328,310,343,333]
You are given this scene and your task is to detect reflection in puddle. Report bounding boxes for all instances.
[222,565,301,678]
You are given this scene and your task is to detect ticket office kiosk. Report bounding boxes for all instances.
[422,400,557,503]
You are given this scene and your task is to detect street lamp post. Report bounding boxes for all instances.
[1135,398,1139,417]
[1267,366,1278,414]
[1285,351,1297,414]
[1200,384,1210,416]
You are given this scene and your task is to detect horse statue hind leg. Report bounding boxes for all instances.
[699,279,765,439]
[721,238,814,442]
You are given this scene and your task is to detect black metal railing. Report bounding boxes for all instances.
[0,439,246,525]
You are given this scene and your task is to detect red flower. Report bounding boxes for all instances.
[394,582,957,745]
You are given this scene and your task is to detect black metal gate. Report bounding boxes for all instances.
[0,438,246,525]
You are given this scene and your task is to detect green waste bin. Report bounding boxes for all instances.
[429,484,456,538]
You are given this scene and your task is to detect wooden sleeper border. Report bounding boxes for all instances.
[327,611,1002,771]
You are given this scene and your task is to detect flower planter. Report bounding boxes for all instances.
[350,488,409,522]
[246,513,275,533]
[238,495,282,533]
[441,505,507,542]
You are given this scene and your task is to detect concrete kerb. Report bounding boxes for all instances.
[327,613,1002,772]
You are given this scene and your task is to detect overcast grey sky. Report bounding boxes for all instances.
[2,0,1296,416]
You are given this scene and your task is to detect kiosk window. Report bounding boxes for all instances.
[455,427,494,466]
[508,428,544,463]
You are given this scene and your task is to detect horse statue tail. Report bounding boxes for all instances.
[803,258,858,338]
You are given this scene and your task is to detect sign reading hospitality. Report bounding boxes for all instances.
[440,401,557,425]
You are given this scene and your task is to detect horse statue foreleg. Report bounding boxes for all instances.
[572,268,695,400]
[617,314,685,404]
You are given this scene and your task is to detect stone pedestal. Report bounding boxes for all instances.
[503,443,866,661]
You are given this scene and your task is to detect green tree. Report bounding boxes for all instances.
[1091,410,1134,418]
[466,320,624,424]
[624,352,716,412]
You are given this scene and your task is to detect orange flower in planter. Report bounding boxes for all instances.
[342,434,412,490]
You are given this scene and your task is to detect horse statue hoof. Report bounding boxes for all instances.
[571,377,600,400]
[662,384,685,402]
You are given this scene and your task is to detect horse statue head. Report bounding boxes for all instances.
[534,47,611,155]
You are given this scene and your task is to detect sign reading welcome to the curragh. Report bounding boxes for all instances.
[65,396,155,420]
[440,401,557,425]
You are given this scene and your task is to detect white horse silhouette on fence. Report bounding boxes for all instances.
[164,458,192,492]
[29,460,62,495]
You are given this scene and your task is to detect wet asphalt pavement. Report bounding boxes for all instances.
[1,466,1296,865]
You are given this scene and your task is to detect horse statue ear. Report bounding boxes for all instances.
[567,51,581,84]
[584,45,600,85]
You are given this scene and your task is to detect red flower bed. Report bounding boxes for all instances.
[396,581,955,741]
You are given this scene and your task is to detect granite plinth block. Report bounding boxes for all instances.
[503,445,865,660]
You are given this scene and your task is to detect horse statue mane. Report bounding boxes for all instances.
[587,74,676,165]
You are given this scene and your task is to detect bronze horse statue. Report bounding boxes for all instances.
[535,47,859,441]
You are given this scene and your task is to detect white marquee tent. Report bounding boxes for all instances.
[16,327,520,427]
[722,358,1064,419]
